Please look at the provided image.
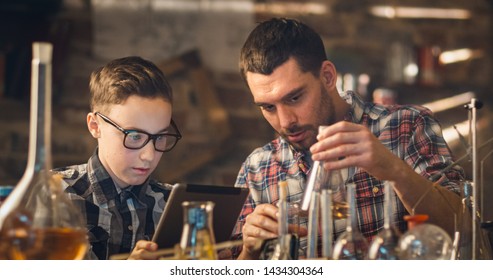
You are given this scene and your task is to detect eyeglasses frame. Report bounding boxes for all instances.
[94,111,182,152]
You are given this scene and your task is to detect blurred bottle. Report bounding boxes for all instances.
[0,42,88,260]
[372,88,397,107]
[180,201,217,260]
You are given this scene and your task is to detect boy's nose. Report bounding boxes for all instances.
[139,140,156,161]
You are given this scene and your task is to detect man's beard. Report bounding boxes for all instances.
[279,124,317,152]
[279,87,335,152]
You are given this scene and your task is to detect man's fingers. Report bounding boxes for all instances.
[256,203,279,219]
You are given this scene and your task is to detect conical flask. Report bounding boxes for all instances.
[332,183,369,259]
[368,181,401,260]
[179,201,217,260]
[0,42,88,260]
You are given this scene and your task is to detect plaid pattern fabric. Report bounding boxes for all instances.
[53,149,171,259]
[231,91,464,258]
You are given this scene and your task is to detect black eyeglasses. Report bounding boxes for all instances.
[95,112,182,152]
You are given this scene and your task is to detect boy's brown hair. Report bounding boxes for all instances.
[89,56,172,113]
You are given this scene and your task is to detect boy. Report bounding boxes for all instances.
[54,56,181,259]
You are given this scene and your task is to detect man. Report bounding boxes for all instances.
[231,18,466,259]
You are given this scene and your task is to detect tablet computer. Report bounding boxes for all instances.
[152,183,249,249]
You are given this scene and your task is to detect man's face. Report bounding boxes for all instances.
[246,58,336,151]
[89,95,172,188]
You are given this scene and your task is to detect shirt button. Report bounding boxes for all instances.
[128,225,133,231]
[372,187,379,194]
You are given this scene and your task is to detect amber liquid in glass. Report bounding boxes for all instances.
[1,227,87,260]
[187,230,216,260]
[332,201,349,219]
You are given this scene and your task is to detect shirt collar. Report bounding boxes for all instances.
[86,148,150,205]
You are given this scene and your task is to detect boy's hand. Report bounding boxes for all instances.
[127,240,159,260]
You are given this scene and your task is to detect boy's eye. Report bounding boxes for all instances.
[128,132,144,141]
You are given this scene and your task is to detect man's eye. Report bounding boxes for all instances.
[288,95,300,103]
[261,105,275,112]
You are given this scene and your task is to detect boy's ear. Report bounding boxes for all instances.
[87,112,100,138]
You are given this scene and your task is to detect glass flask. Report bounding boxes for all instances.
[0,42,88,260]
[320,188,334,259]
[271,181,293,260]
[306,190,320,259]
[332,183,369,260]
[0,186,14,206]
[328,169,348,220]
[368,181,401,260]
[398,214,453,260]
[180,201,217,260]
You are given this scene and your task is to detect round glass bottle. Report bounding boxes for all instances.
[398,214,453,260]
[0,42,88,260]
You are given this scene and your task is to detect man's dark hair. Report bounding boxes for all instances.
[239,18,327,82]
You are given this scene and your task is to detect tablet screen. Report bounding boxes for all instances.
[152,183,249,249]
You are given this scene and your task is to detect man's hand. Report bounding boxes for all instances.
[127,240,159,260]
[311,121,403,181]
[238,203,308,260]
[311,121,461,237]
[239,203,278,259]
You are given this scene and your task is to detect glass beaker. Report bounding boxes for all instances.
[0,42,88,260]
[180,201,217,260]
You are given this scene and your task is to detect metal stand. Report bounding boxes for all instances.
[466,98,482,259]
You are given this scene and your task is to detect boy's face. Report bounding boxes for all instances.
[87,95,172,188]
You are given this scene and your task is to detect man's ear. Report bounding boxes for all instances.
[320,60,337,89]
[87,112,100,138]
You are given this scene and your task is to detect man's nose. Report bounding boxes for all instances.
[278,106,297,129]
